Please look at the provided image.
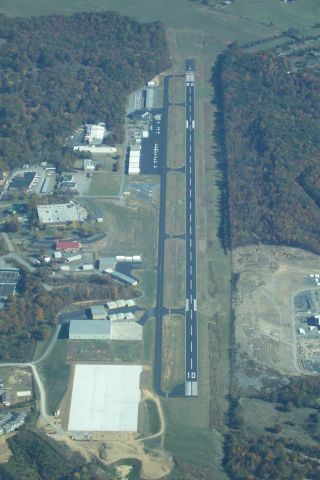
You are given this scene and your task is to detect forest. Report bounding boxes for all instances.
[0,270,136,361]
[216,45,320,253]
[0,12,170,171]
[224,376,320,479]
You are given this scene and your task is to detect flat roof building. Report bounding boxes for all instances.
[55,240,81,251]
[69,320,111,340]
[90,304,107,320]
[37,202,87,224]
[0,269,19,300]
[68,364,142,432]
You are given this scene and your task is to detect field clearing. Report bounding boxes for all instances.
[38,339,70,415]
[134,269,157,309]
[161,315,185,392]
[83,199,159,266]
[167,106,185,169]
[165,171,185,235]
[87,171,121,196]
[168,75,185,105]
[164,239,185,309]
[66,339,142,363]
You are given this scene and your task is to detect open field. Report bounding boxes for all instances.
[134,269,157,309]
[66,339,142,363]
[168,75,185,105]
[165,171,185,235]
[81,199,159,266]
[38,339,70,415]
[161,315,185,392]
[87,171,121,196]
[167,106,185,169]
[164,239,185,309]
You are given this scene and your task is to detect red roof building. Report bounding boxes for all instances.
[55,240,81,251]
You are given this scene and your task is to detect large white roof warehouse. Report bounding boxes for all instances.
[68,364,142,432]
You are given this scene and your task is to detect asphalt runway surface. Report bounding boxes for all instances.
[153,61,198,397]
[184,59,198,396]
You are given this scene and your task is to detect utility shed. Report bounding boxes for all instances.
[90,304,107,320]
[69,320,111,340]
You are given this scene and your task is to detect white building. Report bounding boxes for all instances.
[84,123,106,145]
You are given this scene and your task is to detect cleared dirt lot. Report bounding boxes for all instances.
[233,245,320,389]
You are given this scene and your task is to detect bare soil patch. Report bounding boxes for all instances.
[233,245,320,390]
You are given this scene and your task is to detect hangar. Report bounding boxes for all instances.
[69,320,111,340]
[68,364,142,432]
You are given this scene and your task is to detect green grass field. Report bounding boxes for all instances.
[38,339,70,415]
[134,269,157,309]
[87,171,121,196]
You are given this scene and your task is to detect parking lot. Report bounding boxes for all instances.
[140,109,163,175]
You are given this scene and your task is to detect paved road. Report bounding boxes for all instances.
[184,59,198,397]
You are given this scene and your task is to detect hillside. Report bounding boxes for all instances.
[217,46,320,253]
[0,12,170,170]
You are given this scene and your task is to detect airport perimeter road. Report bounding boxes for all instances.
[185,59,198,397]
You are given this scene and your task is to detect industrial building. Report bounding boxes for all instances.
[8,171,39,191]
[68,364,142,432]
[55,240,81,251]
[0,268,19,300]
[104,268,138,286]
[37,202,87,225]
[69,320,111,340]
[111,320,142,340]
[144,86,155,110]
[98,257,116,270]
[128,145,141,175]
[90,304,107,320]
[73,145,117,154]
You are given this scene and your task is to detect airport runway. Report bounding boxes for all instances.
[153,65,198,397]
[184,59,198,397]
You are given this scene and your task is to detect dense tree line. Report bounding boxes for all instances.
[224,431,320,479]
[0,428,93,480]
[0,12,170,171]
[216,45,320,253]
[0,269,137,361]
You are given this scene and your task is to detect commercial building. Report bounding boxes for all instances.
[55,240,81,251]
[69,320,111,340]
[68,364,142,432]
[90,304,107,320]
[8,171,38,191]
[73,145,117,154]
[37,202,87,225]
[0,268,19,300]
